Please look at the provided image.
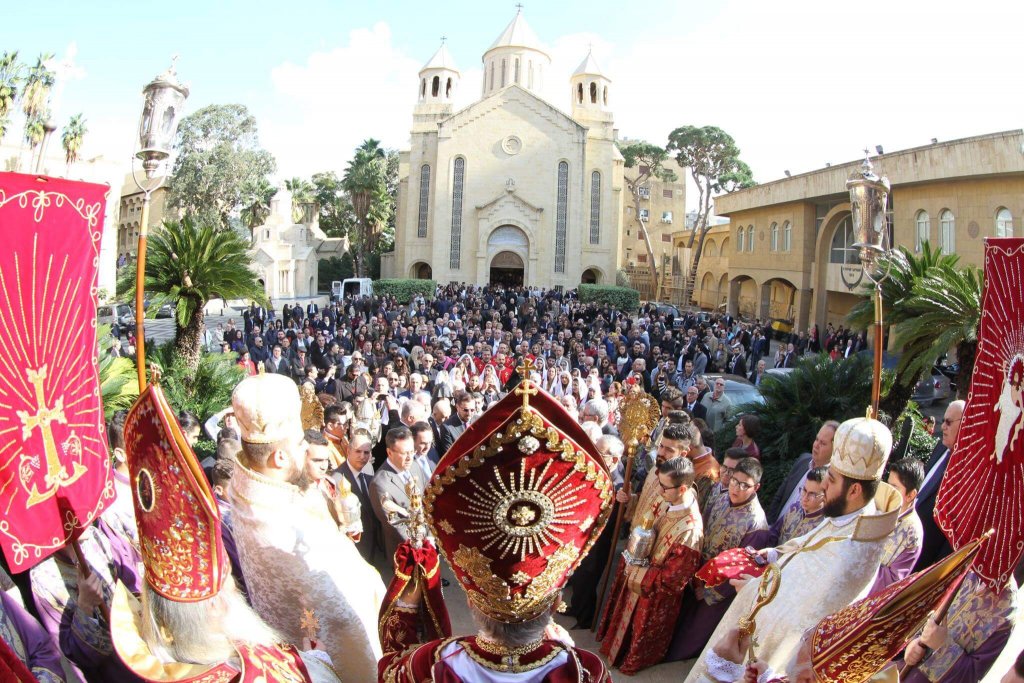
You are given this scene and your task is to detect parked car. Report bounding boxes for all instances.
[930,368,953,403]
[869,352,936,407]
[97,302,134,336]
[653,303,686,330]
[703,373,766,410]
[934,360,959,393]
[155,303,175,319]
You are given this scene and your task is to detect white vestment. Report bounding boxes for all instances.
[686,486,902,682]
[229,462,386,682]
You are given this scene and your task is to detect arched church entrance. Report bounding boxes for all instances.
[490,251,524,287]
[581,268,599,284]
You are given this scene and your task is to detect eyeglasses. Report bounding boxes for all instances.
[942,417,962,426]
[729,479,755,491]
[801,489,825,500]
[658,480,681,491]
[719,466,736,476]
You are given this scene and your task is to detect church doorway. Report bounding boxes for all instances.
[489,251,524,287]
[581,268,599,284]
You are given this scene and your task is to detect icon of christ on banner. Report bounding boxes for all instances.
[0,172,114,572]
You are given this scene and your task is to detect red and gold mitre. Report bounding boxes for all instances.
[807,532,987,683]
[124,382,228,601]
[426,365,615,623]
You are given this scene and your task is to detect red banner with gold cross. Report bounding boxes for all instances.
[0,172,115,571]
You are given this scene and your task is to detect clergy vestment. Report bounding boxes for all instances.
[627,467,668,529]
[667,488,767,661]
[0,591,65,683]
[598,488,703,675]
[868,506,923,597]
[903,571,1018,683]
[745,502,824,550]
[228,461,386,682]
[684,490,901,683]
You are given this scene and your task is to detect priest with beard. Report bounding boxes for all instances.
[228,373,386,682]
[685,414,903,682]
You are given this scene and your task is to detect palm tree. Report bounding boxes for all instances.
[894,263,983,400]
[21,54,54,157]
[118,218,267,378]
[284,176,315,222]
[61,113,87,171]
[23,111,46,148]
[239,177,278,242]
[342,139,392,276]
[846,241,962,417]
[0,51,24,142]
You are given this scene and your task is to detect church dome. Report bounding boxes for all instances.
[421,43,460,75]
[481,9,550,97]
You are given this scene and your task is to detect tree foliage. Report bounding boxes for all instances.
[61,113,86,167]
[0,51,24,141]
[373,279,436,304]
[96,324,139,419]
[342,139,393,277]
[147,341,246,422]
[239,176,277,239]
[311,171,357,239]
[618,141,677,294]
[666,126,755,303]
[577,284,641,312]
[169,104,277,230]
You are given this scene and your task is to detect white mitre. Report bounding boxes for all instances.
[231,373,303,444]
[829,414,893,481]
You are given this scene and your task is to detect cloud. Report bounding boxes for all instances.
[260,22,422,179]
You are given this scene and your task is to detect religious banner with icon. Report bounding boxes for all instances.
[0,172,114,571]
[936,237,1024,589]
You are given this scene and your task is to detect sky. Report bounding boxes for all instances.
[5,0,1022,209]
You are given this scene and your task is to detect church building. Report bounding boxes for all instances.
[387,10,625,288]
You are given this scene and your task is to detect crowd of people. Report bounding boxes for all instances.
[2,282,1020,683]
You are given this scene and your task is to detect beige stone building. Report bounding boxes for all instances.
[620,150,687,272]
[117,173,170,258]
[388,11,627,288]
[675,129,1024,330]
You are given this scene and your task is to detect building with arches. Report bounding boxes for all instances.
[388,10,626,288]
[675,129,1024,331]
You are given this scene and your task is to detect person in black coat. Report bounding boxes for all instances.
[912,400,964,572]
[331,432,381,564]
[438,392,473,458]
[765,420,838,523]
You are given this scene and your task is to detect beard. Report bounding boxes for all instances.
[822,495,849,518]
[287,459,315,492]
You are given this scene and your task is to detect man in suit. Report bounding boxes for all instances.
[369,426,431,563]
[437,391,473,458]
[429,399,450,454]
[765,420,839,523]
[306,301,319,318]
[409,421,437,478]
[333,432,379,564]
[683,386,708,421]
[749,358,768,387]
[913,399,964,572]
[728,343,747,378]
[777,342,797,368]
[264,345,291,376]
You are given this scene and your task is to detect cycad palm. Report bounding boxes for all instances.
[895,263,983,399]
[119,218,267,377]
[61,113,87,169]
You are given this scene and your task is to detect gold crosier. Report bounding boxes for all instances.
[16,364,86,506]
[737,563,782,663]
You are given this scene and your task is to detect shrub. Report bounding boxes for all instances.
[148,341,246,421]
[374,278,436,303]
[578,284,640,312]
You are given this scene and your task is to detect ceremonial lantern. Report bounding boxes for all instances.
[624,515,655,567]
[426,359,615,623]
[131,59,189,392]
[846,153,891,271]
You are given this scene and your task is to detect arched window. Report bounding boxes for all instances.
[489,61,494,91]
[431,76,439,97]
[603,86,608,105]
[590,82,597,104]
[514,58,520,84]
[829,216,860,264]
[996,207,1014,237]
[528,61,534,89]
[589,171,601,245]
[445,78,452,98]
[501,59,506,87]
[577,82,584,104]
[770,222,778,251]
[915,210,930,252]
[746,225,755,252]
[449,158,465,269]
[555,162,569,272]
[417,165,430,238]
[420,79,426,99]
[782,221,792,251]
[939,209,955,253]
[737,228,744,252]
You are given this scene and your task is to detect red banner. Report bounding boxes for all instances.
[936,238,1024,589]
[0,172,114,572]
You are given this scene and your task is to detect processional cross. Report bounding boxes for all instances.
[514,357,538,410]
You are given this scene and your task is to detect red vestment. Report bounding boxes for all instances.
[597,490,703,675]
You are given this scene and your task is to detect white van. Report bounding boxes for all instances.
[97,302,134,336]
[340,278,373,299]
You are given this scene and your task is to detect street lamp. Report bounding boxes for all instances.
[131,59,189,391]
[846,150,891,416]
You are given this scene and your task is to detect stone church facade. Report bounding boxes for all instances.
[389,11,625,288]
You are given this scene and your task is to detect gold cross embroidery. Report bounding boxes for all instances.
[514,358,538,410]
[16,365,86,507]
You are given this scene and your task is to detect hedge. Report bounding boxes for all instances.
[373,279,436,303]
[577,284,640,311]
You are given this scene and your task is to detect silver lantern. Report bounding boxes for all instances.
[846,153,891,271]
[137,59,190,178]
[623,514,656,567]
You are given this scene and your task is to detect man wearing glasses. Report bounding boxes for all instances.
[914,399,965,571]
[668,454,766,661]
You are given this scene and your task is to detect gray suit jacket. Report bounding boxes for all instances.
[369,461,430,563]
[767,452,812,524]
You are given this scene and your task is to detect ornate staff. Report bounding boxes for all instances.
[592,385,661,631]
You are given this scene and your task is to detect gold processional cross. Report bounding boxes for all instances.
[16,365,86,506]
[514,357,538,410]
